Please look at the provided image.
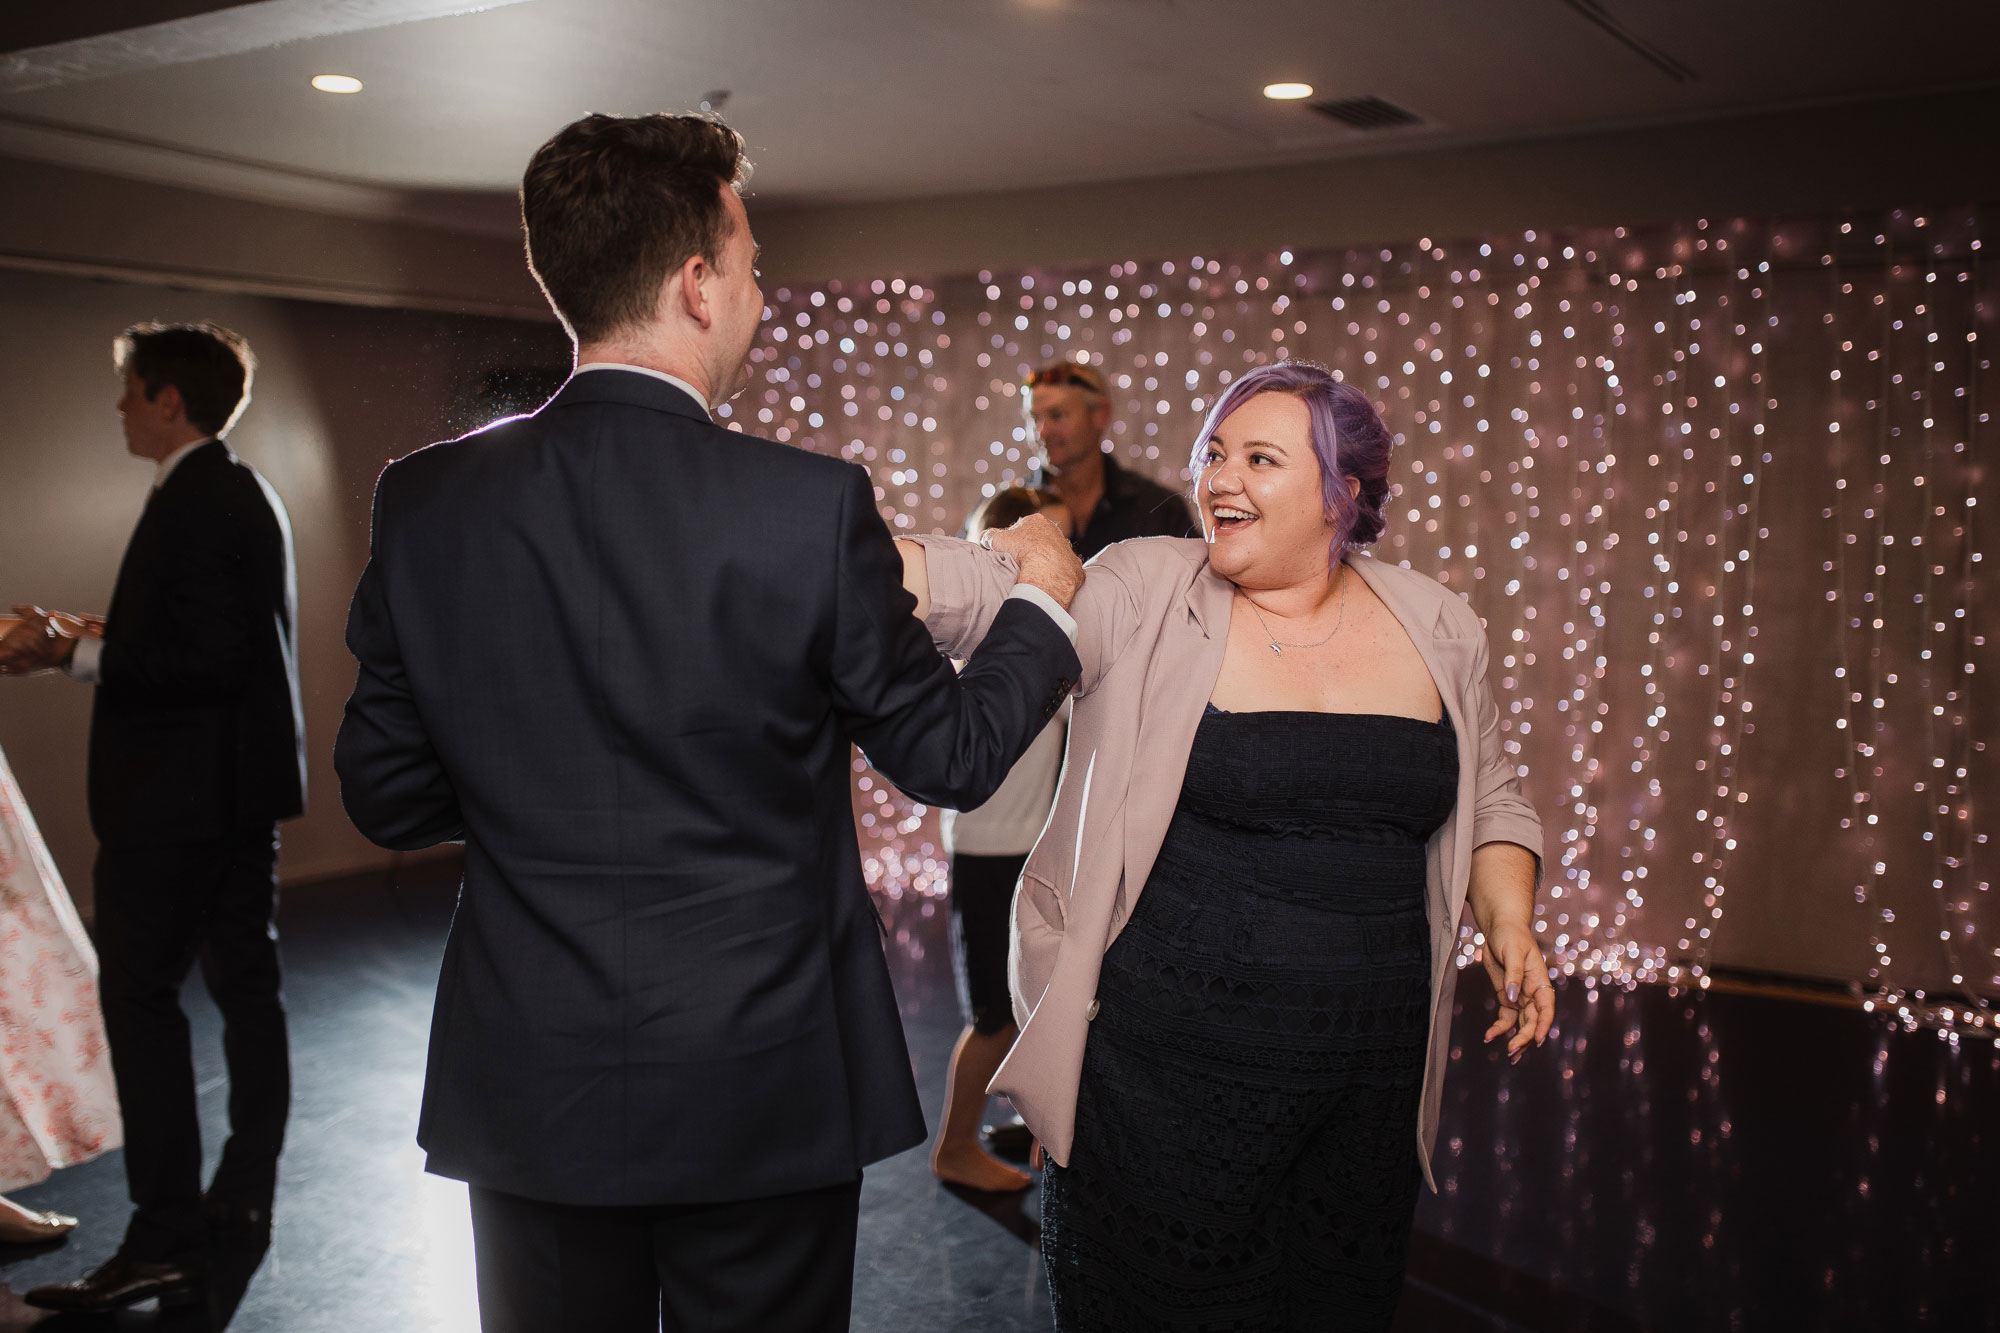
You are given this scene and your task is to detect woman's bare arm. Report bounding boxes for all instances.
[1466,841,1553,1058]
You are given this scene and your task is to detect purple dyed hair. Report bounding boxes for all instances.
[1187,361,1394,568]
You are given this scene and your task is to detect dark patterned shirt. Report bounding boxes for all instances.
[1035,453,1197,561]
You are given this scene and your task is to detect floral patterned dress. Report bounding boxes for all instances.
[0,743,120,1191]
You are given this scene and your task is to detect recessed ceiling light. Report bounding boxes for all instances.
[1262,82,1313,101]
[311,74,363,94]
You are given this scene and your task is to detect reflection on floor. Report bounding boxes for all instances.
[1,858,1992,1331]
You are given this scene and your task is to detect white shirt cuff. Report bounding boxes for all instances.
[67,636,104,684]
[1005,584,1078,643]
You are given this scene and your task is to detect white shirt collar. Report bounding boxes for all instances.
[572,363,710,414]
[154,437,212,490]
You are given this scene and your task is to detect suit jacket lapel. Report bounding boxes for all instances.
[106,487,168,630]
[105,442,223,629]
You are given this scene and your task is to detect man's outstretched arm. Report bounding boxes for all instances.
[826,466,1080,811]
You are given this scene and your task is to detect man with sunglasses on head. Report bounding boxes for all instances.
[1024,360,1195,561]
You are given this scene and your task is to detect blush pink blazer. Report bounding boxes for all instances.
[911,535,1544,1190]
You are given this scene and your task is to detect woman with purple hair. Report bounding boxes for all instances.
[898,360,1551,1329]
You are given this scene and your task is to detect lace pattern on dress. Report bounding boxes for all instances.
[1041,707,1455,1332]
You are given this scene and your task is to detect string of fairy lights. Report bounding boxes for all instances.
[1820,213,1992,1043]
[732,206,1994,1041]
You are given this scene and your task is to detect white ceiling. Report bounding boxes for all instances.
[2,0,1996,215]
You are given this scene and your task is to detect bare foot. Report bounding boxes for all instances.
[931,1142,1032,1193]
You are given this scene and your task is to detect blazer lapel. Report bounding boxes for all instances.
[1117,553,1231,932]
[1348,556,1481,917]
[105,480,176,629]
[1345,553,1473,702]
[105,443,222,627]
[1423,628,1481,916]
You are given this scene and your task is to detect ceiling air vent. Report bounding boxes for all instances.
[1309,96,1420,131]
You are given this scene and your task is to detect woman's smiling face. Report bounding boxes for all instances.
[1196,390,1348,590]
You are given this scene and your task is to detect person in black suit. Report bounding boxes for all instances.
[333,113,1083,1333]
[3,322,303,1315]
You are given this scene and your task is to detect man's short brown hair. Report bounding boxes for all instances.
[521,113,750,343]
[113,322,255,436]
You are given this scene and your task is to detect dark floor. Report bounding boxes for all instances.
[2,857,1993,1332]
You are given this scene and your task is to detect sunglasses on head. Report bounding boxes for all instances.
[1025,363,1106,395]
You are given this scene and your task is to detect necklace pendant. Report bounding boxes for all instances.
[1270,643,1283,657]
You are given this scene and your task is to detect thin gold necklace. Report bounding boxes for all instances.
[1247,568,1348,658]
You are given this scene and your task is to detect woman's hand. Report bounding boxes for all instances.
[1466,840,1552,1062]
[1480,918,1553,1062]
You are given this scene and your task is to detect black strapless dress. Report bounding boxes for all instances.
[1040,704,1458,1333]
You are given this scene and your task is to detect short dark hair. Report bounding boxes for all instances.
[112,322,255,436]
[521,113,750,343]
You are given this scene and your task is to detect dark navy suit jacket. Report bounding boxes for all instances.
[334,370,1077,1205]
[90,439,304,846]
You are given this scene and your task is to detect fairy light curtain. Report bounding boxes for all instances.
[733,205,1992,1037]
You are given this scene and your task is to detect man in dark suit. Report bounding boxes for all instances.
[334,113,1083,1333]
[3,322,304,1314]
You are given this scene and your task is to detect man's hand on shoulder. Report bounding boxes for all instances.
[986,514,1084,610]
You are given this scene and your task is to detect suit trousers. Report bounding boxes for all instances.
[94,827,290,1264]
[469,1176,863,1333]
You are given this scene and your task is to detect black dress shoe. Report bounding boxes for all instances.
[23,1250,203,1313]
[981,1114,1034,1158]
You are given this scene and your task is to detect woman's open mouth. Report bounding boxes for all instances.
[1211,505,1258,533]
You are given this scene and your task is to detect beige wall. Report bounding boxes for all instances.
[0,153,545,320]
[0,268,567,910]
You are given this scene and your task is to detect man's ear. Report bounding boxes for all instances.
[674,252,713,329]
[155,383,186,423]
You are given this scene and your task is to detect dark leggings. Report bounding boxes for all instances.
[948,851,1026,1035]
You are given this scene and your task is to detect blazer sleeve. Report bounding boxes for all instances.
[333,475,464,850]
[904,533,1146,697]
[1459,602,1545,888]
[825,466,1080,811]
[95,493,268,705]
